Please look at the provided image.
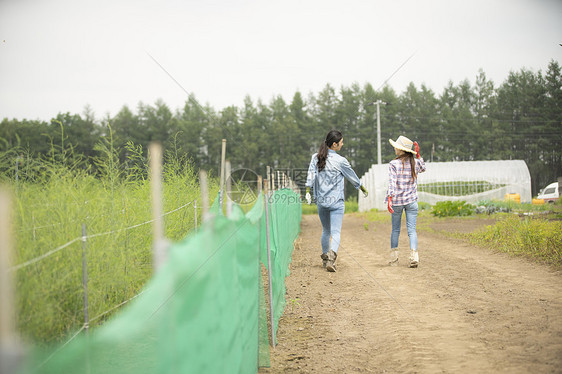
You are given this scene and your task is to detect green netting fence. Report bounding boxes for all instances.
[18,188,301,374]
[261,189,302,334]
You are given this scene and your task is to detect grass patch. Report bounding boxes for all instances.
[357,209,390,223]
[432,200,475,217]
[354,198,561,268]
[468,216,562,267]
[301,203,317,215]
[300,198,359,215]
[541,198,562,220]
[356,202,432,224]
[345,197,358,213]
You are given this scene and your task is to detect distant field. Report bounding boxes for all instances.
[418,181,506,196]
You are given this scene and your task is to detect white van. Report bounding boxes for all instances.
[537,182,559,203]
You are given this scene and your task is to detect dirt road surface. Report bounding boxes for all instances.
[260,214,562,373]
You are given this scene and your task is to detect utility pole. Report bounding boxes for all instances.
[375,99,386,165]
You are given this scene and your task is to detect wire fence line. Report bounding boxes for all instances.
[18,198,196,234]
[35,285,144,370]
[35,325,86,370]
[18,208,132,233]
[89,290,146,324]
[85,200,195,240]
[10,199,197,272]
[9,237,83,272]
[14,195,144,231]
[37,287,146,368]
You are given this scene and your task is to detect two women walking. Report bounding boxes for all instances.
[306,130,425,270]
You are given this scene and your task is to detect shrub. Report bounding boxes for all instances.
[345,197,358,213]
[301,196,358,215]
[431,200,475,217]
[301,203,317,215]
[469,216,562,267]
[475,199,549,214]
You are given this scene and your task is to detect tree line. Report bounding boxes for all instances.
[1,60,561,195]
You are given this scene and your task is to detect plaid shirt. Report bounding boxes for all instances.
[385,157,426,206]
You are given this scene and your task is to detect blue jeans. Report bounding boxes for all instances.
[391,201,418,250]
[317,201,345,254]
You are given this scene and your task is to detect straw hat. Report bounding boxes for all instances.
[389,135,416,154]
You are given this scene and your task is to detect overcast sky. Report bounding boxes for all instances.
[1,0,561,121]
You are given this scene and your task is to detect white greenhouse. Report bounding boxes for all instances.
[358,160,532,212]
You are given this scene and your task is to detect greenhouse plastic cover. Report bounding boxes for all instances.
[358,160,532,211]
[18,189,301,374]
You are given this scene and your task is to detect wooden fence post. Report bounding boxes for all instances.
[226,160,232,217]
[256,175,263,366]
[219,139,226,211]
[0,189,22,373]
[149,142,167,272]
[199,171,210,222]
[263,180,276,347]
[81,224,89,333]
[194,200,198,233]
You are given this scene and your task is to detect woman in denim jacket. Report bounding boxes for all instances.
[305,130,368,272]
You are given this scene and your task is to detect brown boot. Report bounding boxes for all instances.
[326,250,337,272]
[388,250,399,266]
[320,253,329,268]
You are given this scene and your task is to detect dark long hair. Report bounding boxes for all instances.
[317,130,343,171]
[396,152,417,180]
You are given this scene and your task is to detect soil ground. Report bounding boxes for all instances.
[259,213,562,373]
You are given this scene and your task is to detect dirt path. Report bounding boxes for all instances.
[260,214,562,373]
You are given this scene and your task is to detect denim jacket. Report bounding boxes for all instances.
[306,149,362,208]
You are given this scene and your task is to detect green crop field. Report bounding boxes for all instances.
[3,140,218,343]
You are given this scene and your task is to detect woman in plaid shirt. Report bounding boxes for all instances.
[385,135,426,268]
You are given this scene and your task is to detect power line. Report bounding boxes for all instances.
[145,51,234,138]
[377,51,417,91]
[380,114,562,124]
[145,51,210,117]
